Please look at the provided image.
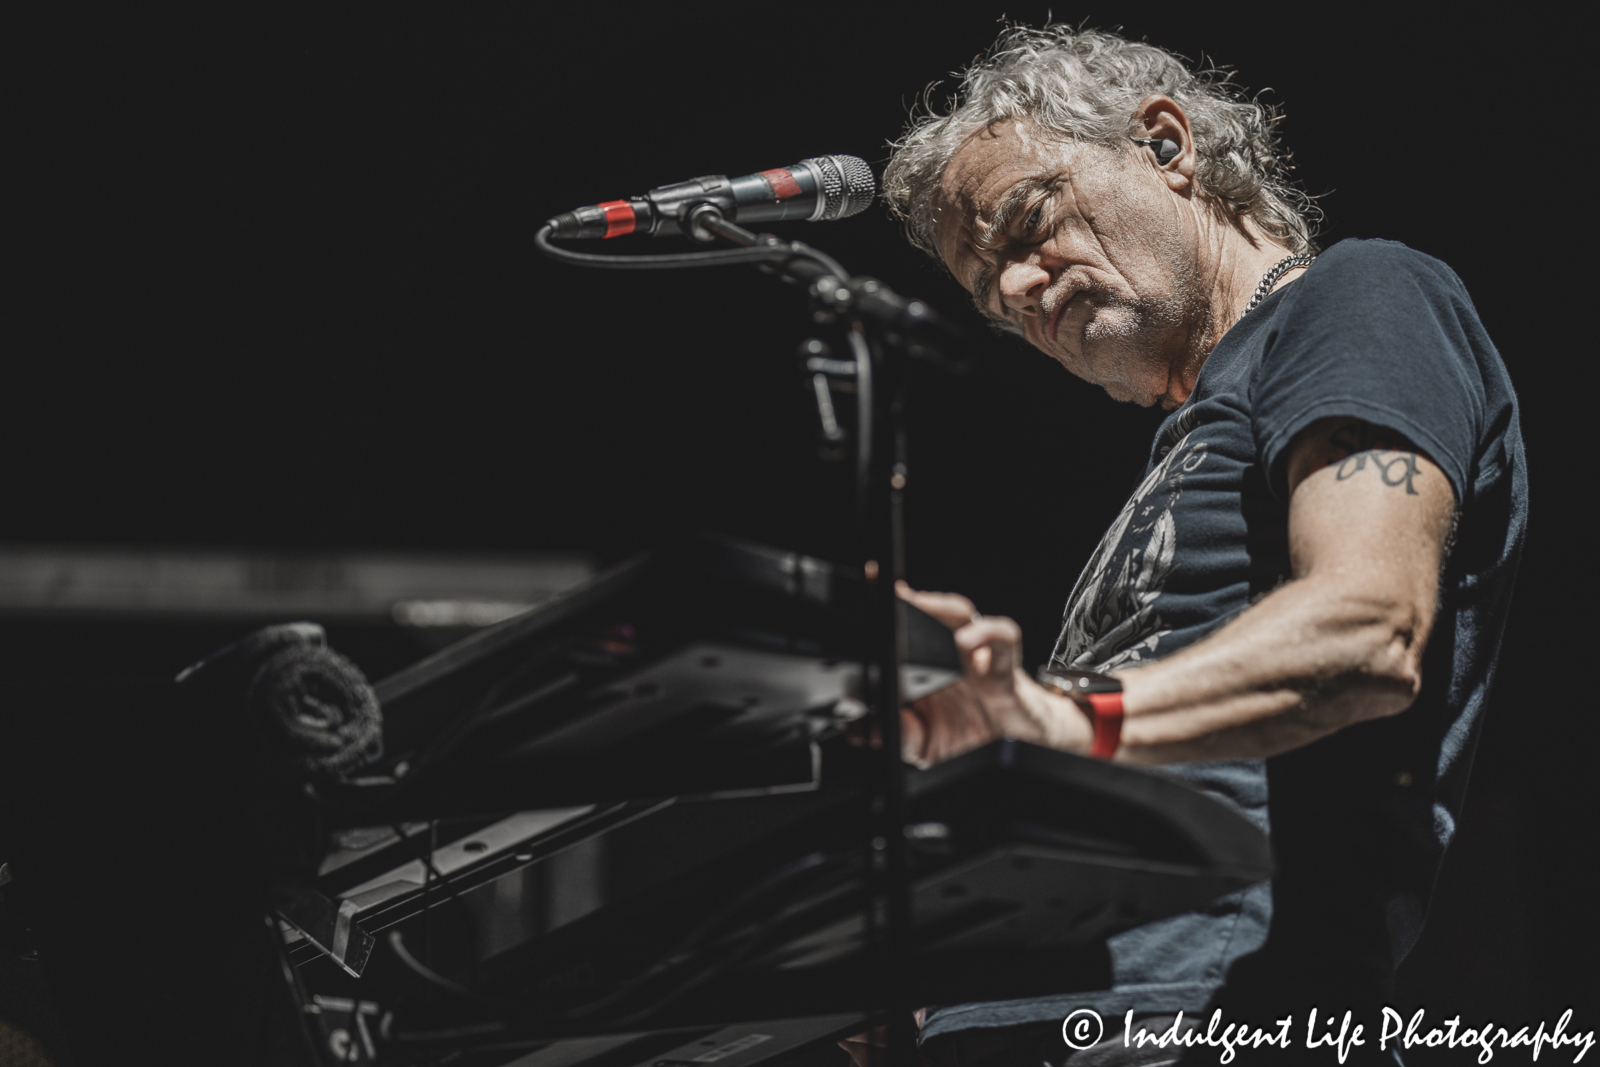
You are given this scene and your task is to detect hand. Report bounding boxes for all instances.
[838,1011,928,1067]
[896,582,1090,766]
[838,1025,887,1067]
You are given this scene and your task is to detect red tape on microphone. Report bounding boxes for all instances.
[759,168,802,200]
[599,200,636,238]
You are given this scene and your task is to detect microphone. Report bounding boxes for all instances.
[545,155,875,240]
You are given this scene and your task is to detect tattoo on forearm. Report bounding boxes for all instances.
[1333,450,1421,494]
[1325,421,1420,494]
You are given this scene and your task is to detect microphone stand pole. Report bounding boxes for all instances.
[686,204,920,1067]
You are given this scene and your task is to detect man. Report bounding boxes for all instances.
[854,23,1526,1067]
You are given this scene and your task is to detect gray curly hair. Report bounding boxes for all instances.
[883,24,1319,264]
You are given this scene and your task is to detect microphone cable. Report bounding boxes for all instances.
[534,223,849,280]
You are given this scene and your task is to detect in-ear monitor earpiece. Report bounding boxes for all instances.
[1130,137,1181,164]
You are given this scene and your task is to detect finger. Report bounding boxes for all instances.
[896,581,978,629]
[982,621,1021,679]
[899,707,930,768]
[839,1026,889,1048]
[954,616,1024,676]
[837,1040,878,1067]
[908,686,994,766]
[842,718,881,748]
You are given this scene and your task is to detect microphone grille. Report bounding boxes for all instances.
[803,155,876,221]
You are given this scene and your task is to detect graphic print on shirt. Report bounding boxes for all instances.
[1051,432,1208,672]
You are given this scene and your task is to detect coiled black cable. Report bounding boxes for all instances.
[534,223,850,282]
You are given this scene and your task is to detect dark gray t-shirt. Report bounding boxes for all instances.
[922,238,1526,1037]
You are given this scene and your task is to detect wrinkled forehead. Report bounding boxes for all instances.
[931,120,1062,277]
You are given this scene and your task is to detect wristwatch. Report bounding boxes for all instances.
[1036,667,1124,760]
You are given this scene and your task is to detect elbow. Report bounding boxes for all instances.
[1349,606,1430,722]
[1352,670,1420,722]
[1300,580,1433,725]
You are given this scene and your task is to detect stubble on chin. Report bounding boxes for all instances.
[1080,244,1211,407]
[1075,292,1180,406]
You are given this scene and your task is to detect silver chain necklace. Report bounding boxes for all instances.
[1239,253,1315,321]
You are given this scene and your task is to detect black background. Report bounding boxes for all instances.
[17,1,1593,1044]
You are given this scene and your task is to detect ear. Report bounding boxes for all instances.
[1132,94,1196,193]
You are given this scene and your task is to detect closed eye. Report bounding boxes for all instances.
[1022,204,1044,239]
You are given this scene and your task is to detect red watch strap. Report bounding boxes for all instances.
[1085,691,1124,760]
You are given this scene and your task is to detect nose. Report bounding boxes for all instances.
[997,257,1049,317]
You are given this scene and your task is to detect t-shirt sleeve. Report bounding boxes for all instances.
[1251,240,1486,503]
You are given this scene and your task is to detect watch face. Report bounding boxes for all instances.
[1038,667,1124,694]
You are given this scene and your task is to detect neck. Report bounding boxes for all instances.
[1161,215,1299,408]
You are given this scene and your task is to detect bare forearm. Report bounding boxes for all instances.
[1096,419,1457,764]
[1109,573,1426,764]
[906,419,1455,769]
